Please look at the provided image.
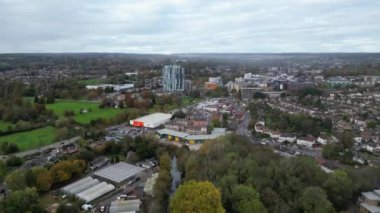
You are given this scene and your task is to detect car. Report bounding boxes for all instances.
[100,205,106,212]
[117,194,128,200]
[82,204,93,211]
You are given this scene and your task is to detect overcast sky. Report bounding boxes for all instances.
[0,0,379,53]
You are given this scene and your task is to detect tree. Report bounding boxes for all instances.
[49,160,86,184]
[230,185,267,213]
[299,187,335,213]
[153,170,172,211]
[340,131,354,149]
[323,170,354,210]
[57,203,80,213]
[0,187,43,213]
[5,169,26,191]
[170,181,225,213]
[0,160,6,182]
[0,142,19,154]
[32,167,53,192]
[322,144,340,160]
[160,152,171,171]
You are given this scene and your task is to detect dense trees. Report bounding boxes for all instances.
[299,187,335,213]
[177,134,373,212]
[0,187,44,213]
[49,159,86,184]
[170,180,225,213]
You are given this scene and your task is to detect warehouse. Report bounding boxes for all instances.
[62,177,100,195]
[93,162,144,184]
[110,199,141,213]
[129,113,172,128]
[76,182,115,203]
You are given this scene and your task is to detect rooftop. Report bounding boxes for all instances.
[131,112,172,123]
[93,162,144,184]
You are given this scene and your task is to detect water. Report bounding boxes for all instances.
[170,155,182,196]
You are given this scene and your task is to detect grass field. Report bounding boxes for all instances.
[46,100,136,124]
[78,78,107,85]
[0,126,56,151]
[0,121,14,132]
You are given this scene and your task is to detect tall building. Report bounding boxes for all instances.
[162,65,185,92]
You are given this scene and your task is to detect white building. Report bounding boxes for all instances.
[297,136,316,147]
[130,113,172,128]
[279,134,296,143]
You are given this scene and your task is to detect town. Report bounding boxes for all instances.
[0,52,379,213]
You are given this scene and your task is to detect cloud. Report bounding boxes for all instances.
[0,0,379,53]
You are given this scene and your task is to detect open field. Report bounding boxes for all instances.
[0,121,14,132]
[0,126,56,151]
[78,78,107,85]
[46,100,137,124]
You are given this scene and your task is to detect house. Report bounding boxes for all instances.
[358,189,380,213]
[297,135,316,147]
[365,142,379,153]
[278,134,296,143]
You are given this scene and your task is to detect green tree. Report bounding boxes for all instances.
[0,187,43,213]
[340,131,354,149]
[5,169,26,191]
[160,152,171,171]
[170,180,225,213]
[323,170,354,210]
[0,160,6,182]
[299,187,335,213]
[230,185,267,213]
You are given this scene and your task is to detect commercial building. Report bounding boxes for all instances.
[162,65,185,92]
[93,162,144,185]
[129,113,172,128]
[61,177,115,203]
[156,128,227,144]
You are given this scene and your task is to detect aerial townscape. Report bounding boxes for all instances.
[1,1,380,213]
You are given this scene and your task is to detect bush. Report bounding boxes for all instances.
[0,142,19,154]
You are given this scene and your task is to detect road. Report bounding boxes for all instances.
[0,136,81,159]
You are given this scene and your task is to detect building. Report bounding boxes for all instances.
[241,86,262,99]
[297,135,316,147]
[162,65,185,92]
[204,82,219,91]
[208,77,223,86]
[93,162,144,185]
[185,79,193,91]
[358,189,380,213]
[110,199,141,213]
[86,84,134,92]
[130,113,172,128]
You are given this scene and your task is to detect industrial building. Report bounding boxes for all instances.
[110,199,142,213]
[162,65,185,91]
[156,128,227,144]
[93,162,144,185]
[61,177,115,203]
[130,113,172,128]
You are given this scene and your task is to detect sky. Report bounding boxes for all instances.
[0,0,379,53]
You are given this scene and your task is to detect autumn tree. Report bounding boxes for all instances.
[5,169,26,191]
[49,160,86,184]
[159,152,171,171]
[32,167,53,192]
[170,180,225,213]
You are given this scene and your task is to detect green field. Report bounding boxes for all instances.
[78,78,107,85]
[0,126,56,151]
[0,121,14,132]
[46,100,135,124]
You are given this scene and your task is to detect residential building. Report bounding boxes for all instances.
[162,65,185,92]
[297,135,316,147]
[359,189,380,213]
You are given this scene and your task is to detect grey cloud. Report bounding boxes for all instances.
[0,0,379,53]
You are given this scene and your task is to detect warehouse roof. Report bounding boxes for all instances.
[131,113,172,123]
[156,128,189,138]
[62,177,100,195]
[110,199,141,213]
[77,182,115,203]
[93,162,144,184]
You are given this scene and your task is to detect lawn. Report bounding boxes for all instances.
[0,121,14,132]
[46,100,136,124]
[78,78,107,85]
[0,126,56,151]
